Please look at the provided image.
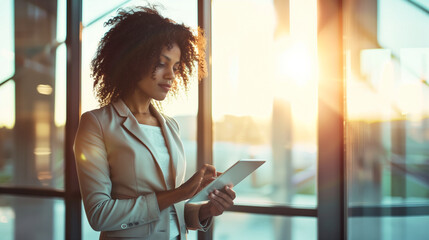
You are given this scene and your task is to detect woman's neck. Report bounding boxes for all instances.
[122,93,159,126]
[122,92,152,115]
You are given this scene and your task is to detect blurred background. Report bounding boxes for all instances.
[0,0,428,239]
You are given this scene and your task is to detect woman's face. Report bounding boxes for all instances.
[136,43,181,101]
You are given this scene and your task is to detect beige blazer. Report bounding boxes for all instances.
[74,99,210,239]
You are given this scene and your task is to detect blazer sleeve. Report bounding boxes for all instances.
[74,111,160,231]
[184,203,213,231]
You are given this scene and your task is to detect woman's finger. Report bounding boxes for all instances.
[212,189,233,208]
[201,164,216,179]
[224,186,236,200]
[205,164,216,174]
[217,188,235,202]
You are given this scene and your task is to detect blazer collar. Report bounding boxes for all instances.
[112,99,177,189]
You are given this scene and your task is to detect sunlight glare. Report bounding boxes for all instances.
[0,80,15,129]
[55,43,67,127]
[278,40,314,84]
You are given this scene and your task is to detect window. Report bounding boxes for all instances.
[0,0,67,190]
[0,195,65,240]
[344,0,429,239]
[210,0,318,239]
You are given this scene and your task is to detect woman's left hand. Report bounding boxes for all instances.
[199,185,236,221]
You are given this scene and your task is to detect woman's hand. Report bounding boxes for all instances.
[178,164,217,199]
[199,185,236,222]
[156,164,216,211]
[197,171,222,194]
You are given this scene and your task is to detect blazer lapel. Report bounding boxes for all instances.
[112,100,168,189]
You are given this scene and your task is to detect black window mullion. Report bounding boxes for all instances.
[349,205,429,217]
[65,0,82,239]
[227,205,317,217]
[0,187,64,198]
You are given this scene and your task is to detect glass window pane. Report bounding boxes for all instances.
[0,0,66,190]
[82,202,99,239]
[212,0,318,207]
[0,81,15,129]
[214,212,316,240]
[0,80,15,184]
[345,0,429,238]
[56,0,66,43]
[349,216,429,240]
[0,0,14,82]
[0,195,64,240]
[83,0,127,26]
[410,0,429,10]
[345,0,429,205]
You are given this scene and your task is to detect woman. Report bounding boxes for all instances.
[74,6,235,240]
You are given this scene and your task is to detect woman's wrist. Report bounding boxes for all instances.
[175,185,190,202]
[176,183,199,201]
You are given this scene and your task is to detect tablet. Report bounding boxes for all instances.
[187,159,266,203]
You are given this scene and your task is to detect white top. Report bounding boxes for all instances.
[139,124,179,239]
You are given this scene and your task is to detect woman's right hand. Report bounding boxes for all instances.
[156,164,217,210]
[178,164,216,199]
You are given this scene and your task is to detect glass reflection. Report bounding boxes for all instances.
[345,0,429,239]
[348,216,429,240]
[0,0,66,189]
[0,195,64,240]
[214,212,316,240]
[345,0,429,206]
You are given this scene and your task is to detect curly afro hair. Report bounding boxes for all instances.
[91,6,206,107]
